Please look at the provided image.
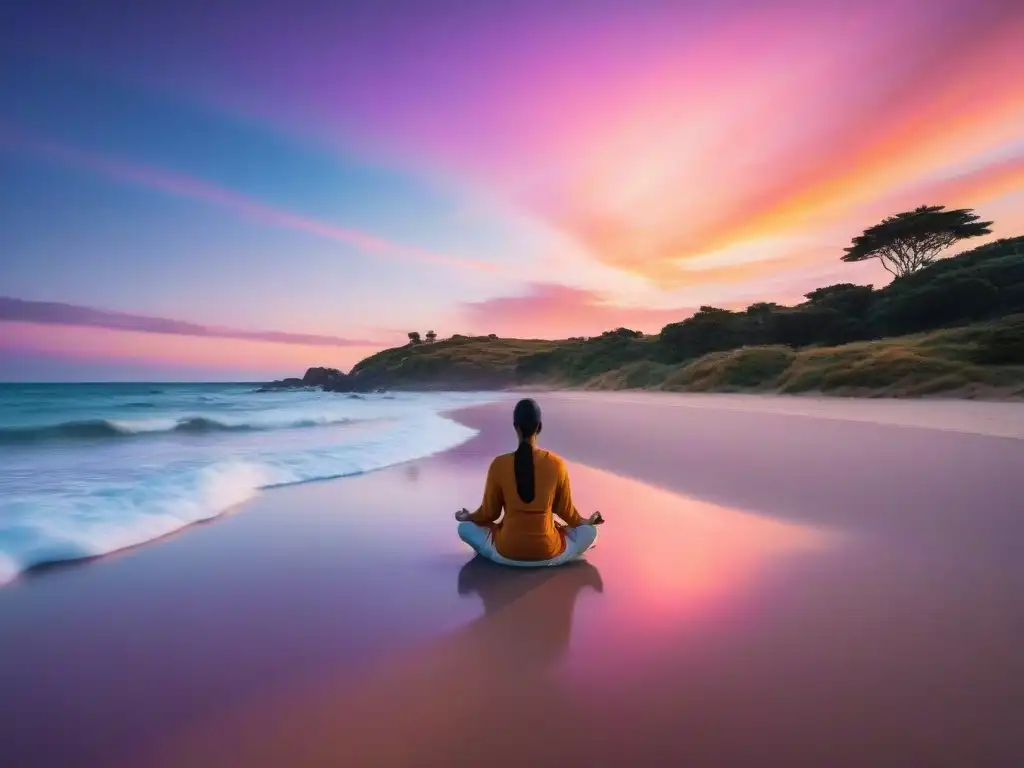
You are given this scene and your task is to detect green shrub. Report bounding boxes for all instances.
[971,317,1024,365]
[666,345,795,391]
[872,276,999,335]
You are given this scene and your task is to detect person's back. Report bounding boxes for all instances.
[456,398,603,565]
[478,449,581,561]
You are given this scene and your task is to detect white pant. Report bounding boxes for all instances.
[457,522,599,567]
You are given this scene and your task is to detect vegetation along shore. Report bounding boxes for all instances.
[266,209,1024,399]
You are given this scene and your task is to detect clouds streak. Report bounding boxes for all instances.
[0,127,494,272]
[0,297,377,347]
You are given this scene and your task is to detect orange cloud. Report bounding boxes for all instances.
[705,22,1023,243]
[528,8,1024,288]
[697,156,1024,290]
[671,248,839,287]
[885,156,1024,215]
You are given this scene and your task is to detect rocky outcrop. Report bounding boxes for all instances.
[256,367,352,392]
[301,367,341,386]
[257,366,372,393]
[254,377,306,392]
[322,370,355,392]
[265,363,517,394]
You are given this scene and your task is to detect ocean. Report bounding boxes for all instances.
[0,383,501,585]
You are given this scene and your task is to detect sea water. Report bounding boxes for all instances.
[0,383,501,584]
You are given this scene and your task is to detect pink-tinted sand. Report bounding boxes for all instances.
[1,394,1023,767]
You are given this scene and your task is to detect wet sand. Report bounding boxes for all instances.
[1,394,1023,767]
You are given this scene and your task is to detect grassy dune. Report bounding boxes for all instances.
[348,336,561,390]
[595,317,1024,397]
[336,237,1024,398]
[348,315,1024,398]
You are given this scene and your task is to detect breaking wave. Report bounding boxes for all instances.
[0,414,358,444]
[0,411,482,584]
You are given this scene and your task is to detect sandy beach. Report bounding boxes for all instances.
[1,393,1023,767]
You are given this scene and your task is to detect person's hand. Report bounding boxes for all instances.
[455,508,473,522]
[587,511,605,525]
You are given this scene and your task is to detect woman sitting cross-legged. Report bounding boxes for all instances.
[455,398,604,567]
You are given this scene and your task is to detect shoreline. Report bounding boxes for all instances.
[512,383,1024,401]
[0,393,493,587]
[514,390,1024,440]
[5,388,1021,588]
[155,395,1024,767]
[2,394,1023,766]
[324,307,1024,400]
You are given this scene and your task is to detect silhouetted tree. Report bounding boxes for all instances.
[872,276,999,335]
[804,284,872,305]
[425,330,437,343]
[804,284,876,336]
[602,327,644,339]
[407,331,421,344]
[659,307,741,361]
[842,205,992,277]
[743,303,782,344]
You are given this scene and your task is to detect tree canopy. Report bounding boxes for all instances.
[407,331,421,344]
[842,205,992,277]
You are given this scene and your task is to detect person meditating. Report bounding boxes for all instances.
[455,398,604,567]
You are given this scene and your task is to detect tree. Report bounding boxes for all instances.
[842,205,992,277]
[425,330,437,343]
[804,284,871,304]
[805,284,875,319]
[743,303,782,344]
[872,276,999,335]
[407,332,421,344]
[659,307,741,361]
[601,327,644,339]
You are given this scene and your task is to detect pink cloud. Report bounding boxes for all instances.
[0,296,385,347]
[866,156,1024,220]
[0,322,380,375]
[0,298,405,377]
[255,0,1021,290]
[460,284,698,339]
[529,7,1024,286]
[11,0,1021,311]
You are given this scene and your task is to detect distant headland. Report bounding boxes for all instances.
[267,231,1024,400]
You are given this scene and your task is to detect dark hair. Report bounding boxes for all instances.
[512,398,542,503]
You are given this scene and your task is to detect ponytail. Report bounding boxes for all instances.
[512,398,542,503]
[514,438,536,503]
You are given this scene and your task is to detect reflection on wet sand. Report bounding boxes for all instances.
[8,396,1023,768]
[156,464,837,768]
[158,556,607,767]
[458,556,603,670]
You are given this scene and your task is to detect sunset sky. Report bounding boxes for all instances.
[2,0,1022,380]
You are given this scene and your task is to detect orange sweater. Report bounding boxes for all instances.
[467,448,585,561]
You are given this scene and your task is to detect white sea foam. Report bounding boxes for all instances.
[0,390,498,585]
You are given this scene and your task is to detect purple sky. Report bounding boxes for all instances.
[1,0,1021,379]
